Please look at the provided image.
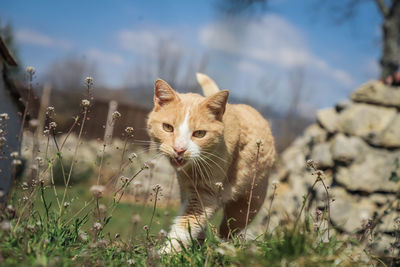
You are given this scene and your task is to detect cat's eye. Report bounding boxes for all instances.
[193,130,206,138]
[162,123,174,132]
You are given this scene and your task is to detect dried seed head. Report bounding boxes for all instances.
[271,180,279,189]
[125,127,134,134]
[306,159,317,169]
[112,111,121,119]
[128,153,137,162]
[49,122,57,129]
[215,182,224,190]
[43,129,50,136]
[46,106,55,115]
[81,99,90,107]
[26,66,36,75]
[90,185,105,199]
[120,176,129,184]
[256,139,262,146]
[93,222,102,231]
[152,184,162,192]
[64,202,70,208]
[85,76,93,85]
[0,113,9,120]
[10,151,19,159]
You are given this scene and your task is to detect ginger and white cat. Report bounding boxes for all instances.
[147,73,275,252]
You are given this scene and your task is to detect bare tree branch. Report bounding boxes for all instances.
[374,0,389,16]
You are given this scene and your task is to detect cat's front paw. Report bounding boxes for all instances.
[158,238,183,254]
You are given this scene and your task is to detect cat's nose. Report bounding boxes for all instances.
[173,146,186,155]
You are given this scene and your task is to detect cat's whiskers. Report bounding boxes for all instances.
[192,158,211,187]
[201,150,228,163]
[195,156,214,185]
[200,153,227,179]
[192,157,212,187]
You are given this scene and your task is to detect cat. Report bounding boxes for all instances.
[147,73,275,252]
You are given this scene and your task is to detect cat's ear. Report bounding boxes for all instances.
[202,90,229,121]
[154,79,178,110]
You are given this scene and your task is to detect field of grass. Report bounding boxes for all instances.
[1,183,380,267]
[0,176,388,266]
[0,72,395,266]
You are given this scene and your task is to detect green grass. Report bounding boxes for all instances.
[0,182,383,267]
[8,185,179,239]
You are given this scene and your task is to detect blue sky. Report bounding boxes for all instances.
[1,0,382,115]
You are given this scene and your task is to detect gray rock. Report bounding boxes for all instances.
[370,193,395,206]
[370,233,399,255]
[282,145,307,173]
[304,124,328,144]
[336,103,397,140]
[370,114,400,148]
[311,143,334,168]
[336,149,400,193]
[351,80,400,108]
[317,108,339,133]
[330,133,366,164]
[330,187,376,233]
[377,211,400,233]
[335,99,353,112]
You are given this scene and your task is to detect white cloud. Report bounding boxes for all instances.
[15,29,72,50]
[199,14,354,87]
[236,60,263,76]
[118,29,158,54]
[86,48,124,65]
[118,28,183,56]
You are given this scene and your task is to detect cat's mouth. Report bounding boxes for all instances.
[170,155,188,168]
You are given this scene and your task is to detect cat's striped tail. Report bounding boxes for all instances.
[196,73,220,97]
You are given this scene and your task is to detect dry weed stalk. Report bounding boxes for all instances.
[244,140,262,237]
[59,77,92,219]
[265,180,279,234]
[294,159,331,240]
[148,184,162,242]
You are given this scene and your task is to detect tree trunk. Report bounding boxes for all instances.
[380,2,400,78]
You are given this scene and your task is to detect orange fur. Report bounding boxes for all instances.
[147,77,275,252]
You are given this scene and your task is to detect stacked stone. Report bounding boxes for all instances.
[252,81,400,253]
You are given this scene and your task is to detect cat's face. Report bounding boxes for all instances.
[147,79,229,169]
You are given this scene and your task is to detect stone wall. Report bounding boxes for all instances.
[251,81,400,253]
